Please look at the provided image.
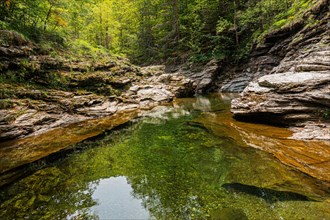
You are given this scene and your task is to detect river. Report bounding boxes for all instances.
[0,94,329,219]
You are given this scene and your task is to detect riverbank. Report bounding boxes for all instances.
[1,94,330,188]
[0,32,197,186]
[0,31,197,142]
[214,0,330,140]
[1,94,329,219]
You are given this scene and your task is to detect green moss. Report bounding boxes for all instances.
[0,30,29,47]
[273,19,287,28]
[0,88,13,99]
[0,99,14,109]
[291,34,304,45]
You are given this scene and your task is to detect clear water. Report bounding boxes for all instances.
[0,94,329,220]
[86,177,150,219]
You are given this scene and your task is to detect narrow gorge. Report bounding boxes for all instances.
[0,0,329,219]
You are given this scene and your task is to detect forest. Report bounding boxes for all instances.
[0,0,315,64]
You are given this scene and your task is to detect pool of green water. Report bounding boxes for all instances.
[0,94,329,219]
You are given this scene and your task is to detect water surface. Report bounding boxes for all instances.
[0,94,329,219]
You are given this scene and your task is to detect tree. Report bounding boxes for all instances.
[0,0,314,63]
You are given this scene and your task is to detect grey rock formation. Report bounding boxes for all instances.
[231,46,330,140]
[220,76,252,93]
[218,0,329,93]
[231,70,330,123]
[229,1,330,140]
[0,61,195,141]
[184,60,219,94]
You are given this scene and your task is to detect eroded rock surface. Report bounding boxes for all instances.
[0,69,195,141]
[232,70,330,122]
[228,1,330,139]
[217,0,329,92]
[0,34,196,142]
[166,59,219,94]
[231,49,330,139]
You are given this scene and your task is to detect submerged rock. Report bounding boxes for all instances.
[195,102,330,198]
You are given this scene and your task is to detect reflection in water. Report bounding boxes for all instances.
[0,111,138,175]
[193,96,212,111]
[88,177,151,219]
[0,94,329,220]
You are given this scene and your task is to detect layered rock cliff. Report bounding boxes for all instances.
[218,0,329,92]
[220,0,330,140]
[0,33,196,141]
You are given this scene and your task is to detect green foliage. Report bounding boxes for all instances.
[0,20,9,29]
[0,0,320,64]
[216,18,233,34]
[273,19,287,28]
[67,39,108,59]
[0,85,15,99]
[188,53,211,64]
[269,0,313,32]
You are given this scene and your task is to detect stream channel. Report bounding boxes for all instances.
[0,94,329,219]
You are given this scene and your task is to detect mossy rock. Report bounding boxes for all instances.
[0,30,32,47]
[0,99,14,109]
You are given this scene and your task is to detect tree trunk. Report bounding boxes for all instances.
[172,0,180,44]
[285,0,289,10]
[44,5,53,31]
[99,5,104,46]
[259,2,264,30]
[105,25,110,49]
[234,0,239,45]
